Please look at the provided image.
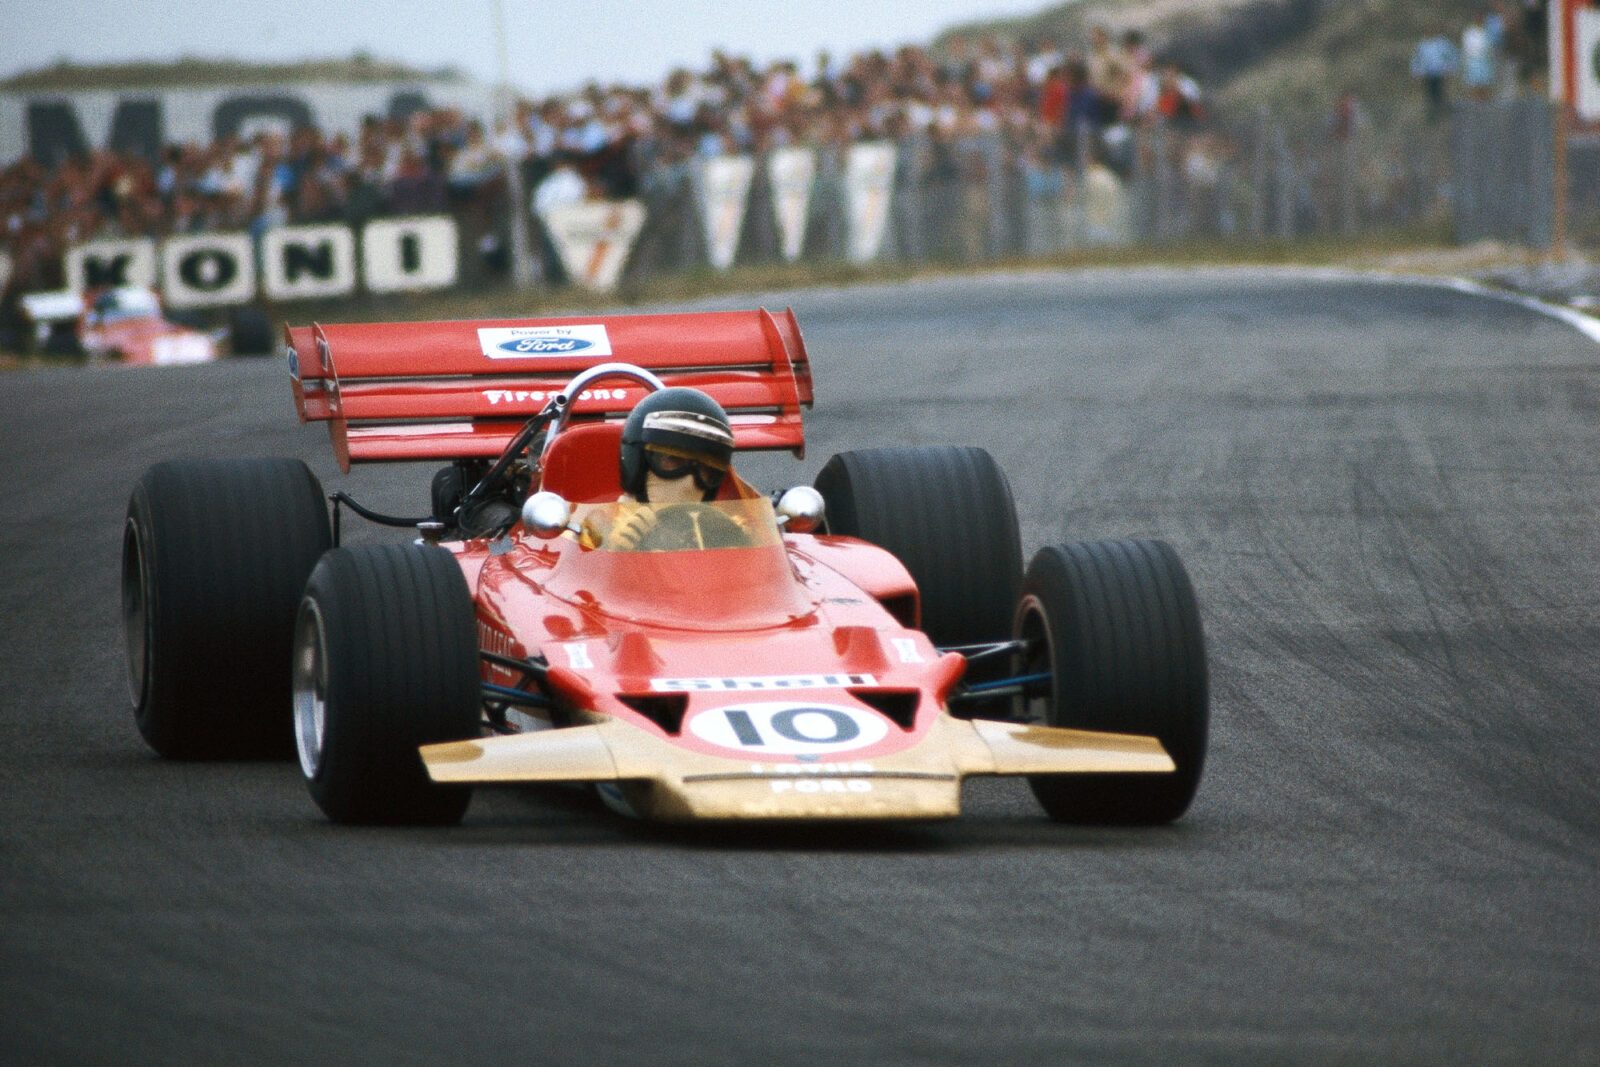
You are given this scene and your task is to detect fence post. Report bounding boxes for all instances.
[805,143,844,261]
[1274,125,1293,239]
[1251,108,1269,239]
[1074,117,1093,247]
[896,135,925,263]
[738,148,778,267]
[1341,130,1356,236]
[1527,97,1555,250]
[1451,101,1477,243]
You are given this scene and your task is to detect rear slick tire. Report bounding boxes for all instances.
[123,457,331,759]
[1017,539,1209,825]
[814,446,1022,715]
[293,544,481,826]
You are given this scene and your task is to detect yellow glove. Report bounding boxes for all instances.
[607,507,660,551]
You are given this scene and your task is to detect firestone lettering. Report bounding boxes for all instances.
[485,387,628,406]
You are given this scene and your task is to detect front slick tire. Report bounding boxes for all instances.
[123,458,331,759]
[294,544,480,826]
[1017,540,1208,825]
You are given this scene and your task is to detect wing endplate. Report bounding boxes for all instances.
[964,718,1176,775]
[423,724,618,783]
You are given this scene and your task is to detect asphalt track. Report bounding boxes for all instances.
[3,268,1598,1064]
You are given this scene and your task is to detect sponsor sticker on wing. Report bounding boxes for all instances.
[651,673,878,692]
[478,324,612,359]
[687,701,889,756]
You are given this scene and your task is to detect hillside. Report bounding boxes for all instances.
[0,54,462,92]
[5,1,1511,135]
[942,0,1510,131]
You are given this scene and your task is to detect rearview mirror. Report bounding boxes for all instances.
[521,491,573,539]
[775,486,825,534]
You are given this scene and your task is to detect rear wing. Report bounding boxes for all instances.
[19,289,85,325]
[287,308,814,471]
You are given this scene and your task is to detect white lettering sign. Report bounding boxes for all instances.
[262,224,356,300]
[845,141,896,265]
[363,216,459,293]
[696,155,755,271]
[65,239,157,292]
[478,324,613,359]
[541,200,646,292]
[1580,9,1600,120]
[162,233,254,309]
[767,147,815,262]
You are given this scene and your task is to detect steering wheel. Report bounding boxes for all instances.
[538,362,665,463]
[633,504,753,552]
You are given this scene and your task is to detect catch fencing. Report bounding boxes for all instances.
[623,99,1590,286]
[21,98,1596,317]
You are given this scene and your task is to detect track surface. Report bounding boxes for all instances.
[3,269,1598,1063]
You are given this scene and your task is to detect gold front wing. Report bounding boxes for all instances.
[420,714,1173,821]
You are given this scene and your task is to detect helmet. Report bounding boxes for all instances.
[619,387,735,501]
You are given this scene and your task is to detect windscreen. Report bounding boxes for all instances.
[573,498,782,552]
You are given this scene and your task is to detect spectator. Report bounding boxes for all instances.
[1118,31,1157,123]
[1328,90,1371,142]
[1060,58,1105,167]
[2,24,1220,297]
[532,157,588,218]
[446,120,501,204]
[1518,0,1548,84]
[1461,10,1499,101]
[1036,60,1070,130]
[1411,28,1460,122]
[1085,25,1128,126]
[1153,60,1204,127]
[386,147,446,214]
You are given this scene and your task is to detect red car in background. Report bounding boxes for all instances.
[19,286,274,364]
[80,286,216,365]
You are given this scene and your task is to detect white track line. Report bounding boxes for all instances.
[1286,265,1600,347]
[1424,274,1600,346]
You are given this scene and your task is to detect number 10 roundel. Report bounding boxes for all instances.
[687,702,890,756]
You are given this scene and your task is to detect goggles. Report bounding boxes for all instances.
[644,445,727,492]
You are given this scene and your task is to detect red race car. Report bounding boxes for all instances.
[20,286,276,364]
[122,309,1208,826]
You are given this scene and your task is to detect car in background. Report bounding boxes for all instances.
[18,286,275,364]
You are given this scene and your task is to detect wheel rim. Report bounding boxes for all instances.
[292,599,329,779]
[1013,595,1055,726]
[121,518,149,707]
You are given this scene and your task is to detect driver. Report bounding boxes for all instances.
[583,388,756,550]
[618,387,737,505]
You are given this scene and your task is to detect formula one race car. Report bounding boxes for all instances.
[122,309,1208,825]
[20,286,276,364]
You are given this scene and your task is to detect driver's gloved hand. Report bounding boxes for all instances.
[607,507,659,550]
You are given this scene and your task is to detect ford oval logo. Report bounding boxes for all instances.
[497,337,593,355]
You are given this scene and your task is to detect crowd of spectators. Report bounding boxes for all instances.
[1411,2,1547,122]
[1,26,1210,294]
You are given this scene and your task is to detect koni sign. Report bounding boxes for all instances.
[65,217,459,306]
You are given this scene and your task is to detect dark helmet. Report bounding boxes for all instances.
[619,387,736,501]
